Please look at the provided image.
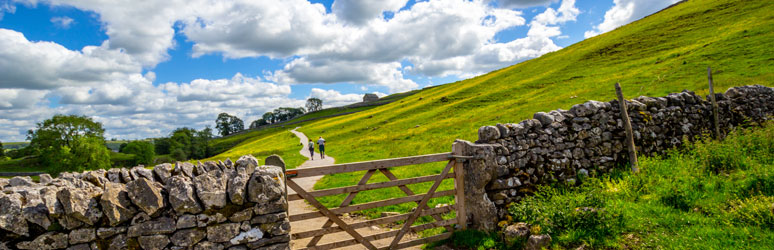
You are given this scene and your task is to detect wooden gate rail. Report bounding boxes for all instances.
[287,172,456,201]
[292,205,456,240]
[286,142,469,250]
[285,153,452,178]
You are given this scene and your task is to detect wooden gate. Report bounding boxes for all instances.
[285,143,468,250]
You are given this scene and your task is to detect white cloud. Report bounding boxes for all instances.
[0,0,589,141]
[584,0,679,38]
[308,88,363,107]
[50,16,74,28]
[497,0,557,9]
[0,1,17,20]
[332,0,408,25]
[161,73,291,102]
[270,58,418,93]
[0,28,141,90]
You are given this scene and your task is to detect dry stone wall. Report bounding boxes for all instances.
[459,85,774,230]
[0,155,289,250]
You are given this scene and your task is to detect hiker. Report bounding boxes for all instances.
[317,136,326,159]
[308,139,315,160]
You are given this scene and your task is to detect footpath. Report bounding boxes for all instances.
[288,128,419,249]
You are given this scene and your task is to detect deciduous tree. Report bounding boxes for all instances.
[306,97,323,112]
[27,114,110,174]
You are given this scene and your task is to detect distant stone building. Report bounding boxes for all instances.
[363,93,379,102]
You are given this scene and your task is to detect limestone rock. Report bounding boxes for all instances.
[170,228,206,247]
[229,208,253,222]
[193,171,228,211]
[39,174,53,185]
[138,235,170,250]
[16,232,68,250]
[254,197,287,215]
[207,223,240,243]
[0,192,28,236]
[247,167,284,203]
[97,227,126,239]
[227,171,249,205]
[177,214,198,229]
[251,212,286,225]
[478,125,501,142]
[175,162,195,178]
[101,182,137,226]
[69,228,96,245]
[22,203,52,229]
[128,217,176,237]
[235,155,258,175]
[167,176,202,214]
[153,163,173,185]
[245,234,290,249]
[194,241,224,250]
[533,112,555,127]
[525,234,552,250]
[127,178,165,216]
[108,234,130,250]
[130,166,154,180]
[9,176,35,187]
[229,228,264,245]
[57,185,103,225]
[66,243,92,250]
[503,222,530,245]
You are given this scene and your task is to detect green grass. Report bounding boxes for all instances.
[204,127,307,170]
[0,157,46,173]
[213,0,774,217]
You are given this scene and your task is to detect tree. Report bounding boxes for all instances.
[154,137,171,155]
[118,142,128,153]
[122,141,155,165]
[230,117,244,134]
[249,119,268,129]
[262,112,276,124]
[0,140,4,158]
[27,114,110,174]
[306,98,323,112]
[215,113,245,136]
[271,107,305,122]
[69,136,111,172]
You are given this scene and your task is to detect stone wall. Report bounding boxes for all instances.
[0,155,289,250]
[459,85,774,230]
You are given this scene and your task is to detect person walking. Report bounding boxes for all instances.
[308,139,315,160]
[317,136,326,159]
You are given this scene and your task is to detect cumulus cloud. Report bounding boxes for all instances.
[161,73,291,102]
[497,0,557,9]
[0,0,588,141]
[50,16,74,28]
[332,0,408,25]
[584,0,680,38]
[270,59,418,93]
[0,28,141,90]
[308,88,363,107]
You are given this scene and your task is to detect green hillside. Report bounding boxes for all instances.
[212,0,774,213]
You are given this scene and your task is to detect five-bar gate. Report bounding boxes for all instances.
[285,142,467,250]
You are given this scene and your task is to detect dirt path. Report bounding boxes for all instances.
[288,128,419,250]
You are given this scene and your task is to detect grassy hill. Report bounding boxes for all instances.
[212,0,774,214]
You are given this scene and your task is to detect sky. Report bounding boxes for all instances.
[0,0,680,141]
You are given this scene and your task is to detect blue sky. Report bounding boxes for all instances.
[0,0,679,141]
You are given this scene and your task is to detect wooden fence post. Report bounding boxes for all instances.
[708,67,721,139]
[615,82,639,173]
[452,142,467,230]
